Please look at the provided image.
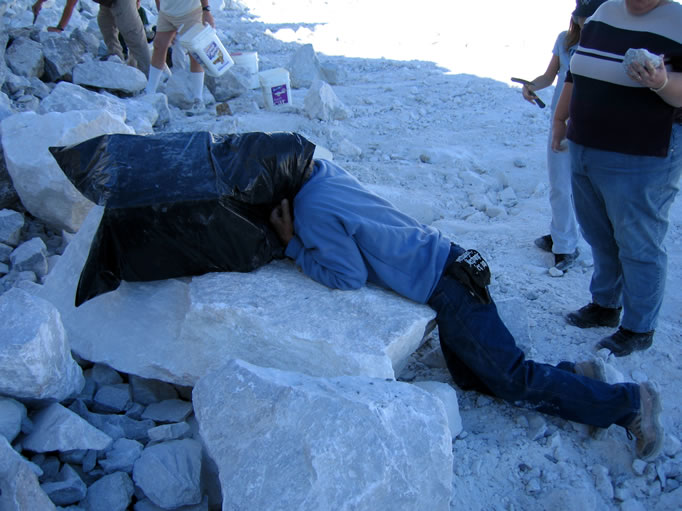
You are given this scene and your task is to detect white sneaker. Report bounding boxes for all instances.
[186,99,205,116]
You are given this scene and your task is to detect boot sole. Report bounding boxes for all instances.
[638,382,664,461]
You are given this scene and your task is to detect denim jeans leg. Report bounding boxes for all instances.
[569,126,682,332]
[570,143,623,309]
[428,274,639,428]
[547,135,579,254]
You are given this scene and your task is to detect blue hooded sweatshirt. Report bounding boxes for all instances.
[285,159,452,303]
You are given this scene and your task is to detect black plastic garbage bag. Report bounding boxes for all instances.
[50,131,315,307]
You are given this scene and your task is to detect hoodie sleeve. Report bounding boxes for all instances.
[285,213,368,291]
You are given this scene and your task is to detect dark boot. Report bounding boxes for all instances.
[597,327,654,357]
[566,303,621,328]
[534,234,553,253]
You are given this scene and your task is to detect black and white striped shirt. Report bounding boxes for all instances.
[566,0,682,156]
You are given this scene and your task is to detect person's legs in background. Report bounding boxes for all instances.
[110,0,150,76]
[146,29,175,94]
[547,134,579,269]
[569,128,682,355]
[97,5,125,61]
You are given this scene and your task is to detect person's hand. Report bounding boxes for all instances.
[47,26,64,33]
[627,55,667,90]
[521,84,537,104]
[551,119,568,152]
[202,10,215,28]
[270,198,294,246]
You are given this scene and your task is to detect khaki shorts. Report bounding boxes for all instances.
[156,7,202,35]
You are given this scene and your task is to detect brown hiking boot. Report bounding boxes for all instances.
[566,302,621,329]
[625,381,664,461]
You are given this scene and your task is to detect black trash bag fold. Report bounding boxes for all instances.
[50,131,315,307]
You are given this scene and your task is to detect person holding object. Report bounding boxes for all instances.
[145,0,215,114]
[518,0,602,271]
[31,0,151,77]
[268,156,664,461]
[551,0,682,356]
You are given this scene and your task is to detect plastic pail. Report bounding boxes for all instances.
[258,68,292,109]
[178,24,234,77]
[230,51,259,89]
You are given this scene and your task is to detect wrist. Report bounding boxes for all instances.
[202,4,210,11]
[650,76,669,93]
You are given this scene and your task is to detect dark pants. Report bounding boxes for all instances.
[427,246,640,428]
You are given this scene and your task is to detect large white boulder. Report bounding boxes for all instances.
[0,288,84,402]
[0,110,133,232]
[194,359,453,511]
[37,207,435,385]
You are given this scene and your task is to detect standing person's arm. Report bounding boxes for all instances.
[41,0,78,32]
[551,81,572,152]
[521,55,560,104]
[200,0,215,28]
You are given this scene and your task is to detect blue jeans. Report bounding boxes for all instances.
[569,124,682,333]
[427,247,639,428]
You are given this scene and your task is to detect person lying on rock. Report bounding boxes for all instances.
[269,157,664,461]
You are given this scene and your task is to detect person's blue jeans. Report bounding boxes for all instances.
[427,246,639,428]
[569,124,682,333]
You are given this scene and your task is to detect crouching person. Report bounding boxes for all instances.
[269,158,664,461]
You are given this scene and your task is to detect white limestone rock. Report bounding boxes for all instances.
[0,288,84,402]
[1,110,133,232]
[194,359,453,511]
[38,81,127,120]
[0,435,57,511]
[304,79,350,121]
[5,37,44,78]
[137,92,171,126]
[412,380,463,438]
[73,60,147,95]
[623,48,663,71]
[132,439,203,509]
[41,34,86,82]
[22,402,113,453]
[37,209,435,385]
[10,237,48,278]
[0,208,24,246]
[287,43,325,89]
[0,397,26,443]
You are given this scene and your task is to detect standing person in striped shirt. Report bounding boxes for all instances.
[552,0,682,356]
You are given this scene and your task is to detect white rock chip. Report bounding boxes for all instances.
[304,79,350,121]
[0,435,56,511]
[22,403,113,453]
[194,359,453,511]
[1,110,133,232]
[0,288,84,402]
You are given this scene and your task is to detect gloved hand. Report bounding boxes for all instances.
[446,249,492,304]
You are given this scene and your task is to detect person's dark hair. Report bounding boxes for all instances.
[564,17,581,49]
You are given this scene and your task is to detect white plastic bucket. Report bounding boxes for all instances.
[258,68,292,109]
[178,24,233,77]
[230,51,259,89]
